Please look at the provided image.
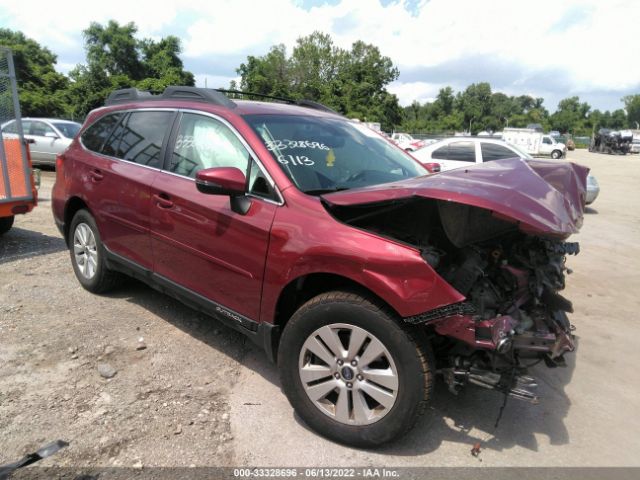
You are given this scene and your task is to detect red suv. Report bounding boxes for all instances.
[52,87,588,447]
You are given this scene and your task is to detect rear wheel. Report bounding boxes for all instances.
[0,215,14,235]
[278,291,433,447]
[69,209,119,293]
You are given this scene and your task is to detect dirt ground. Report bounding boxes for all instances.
[1,149,639,470]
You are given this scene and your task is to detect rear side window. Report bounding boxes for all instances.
[81,113,123,153]
[102,111,173,167]
[432,145,449,160]
[2,120,31,135]
[481,143,518,162]
[447,142,476,162]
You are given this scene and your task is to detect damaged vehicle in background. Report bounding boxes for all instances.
[52,87,589,447]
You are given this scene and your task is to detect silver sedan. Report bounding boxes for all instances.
[1,117,81,166]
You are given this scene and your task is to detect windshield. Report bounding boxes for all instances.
[52,122,81,139]
[243,114,427,194]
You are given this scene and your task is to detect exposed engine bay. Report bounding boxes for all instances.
[327,196,580,404]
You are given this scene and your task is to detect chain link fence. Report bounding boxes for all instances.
[0,47,33,204]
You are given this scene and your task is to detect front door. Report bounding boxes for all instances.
[150,112,278,321]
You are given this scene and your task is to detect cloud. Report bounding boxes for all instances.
[0,0,637,112]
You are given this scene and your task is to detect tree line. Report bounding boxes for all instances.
[1,23,639,136]
[0,22,194,121]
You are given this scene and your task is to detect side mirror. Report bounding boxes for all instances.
[195,167,246,196]
[44,132,59,139]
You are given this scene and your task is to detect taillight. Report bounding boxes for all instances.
[424,162,441,173]
[55,154,64,177]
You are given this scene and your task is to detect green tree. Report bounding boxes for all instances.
[456,82,492,133]
[623,94,640,129]
[550,96,591,134]
[67,20,195,118]
[84,21,143,79]
[235,32,401,131]
[237,44,291,97]
[0,29,69,117]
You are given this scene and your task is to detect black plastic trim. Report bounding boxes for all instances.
[103,247,279,361]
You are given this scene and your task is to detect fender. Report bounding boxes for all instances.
[259,192,464,323]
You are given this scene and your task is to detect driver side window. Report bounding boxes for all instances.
[170,113,249,178]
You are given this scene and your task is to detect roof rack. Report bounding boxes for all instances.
[105,86,339,115]
[216,89,340,115]
[105,86,236,108]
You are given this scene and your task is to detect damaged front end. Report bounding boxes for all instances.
[406,234,579,403]
[322,158,588,404]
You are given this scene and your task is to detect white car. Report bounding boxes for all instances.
[413,137,600,204]
[412,137,530,171]
[1,118,81,166]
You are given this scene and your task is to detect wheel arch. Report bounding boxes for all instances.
[63,196,92,246]
[272,271,399,333]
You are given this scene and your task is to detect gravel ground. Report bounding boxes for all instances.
[1,150,639,471]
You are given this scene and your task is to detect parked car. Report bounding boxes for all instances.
[413,136,599,204]
[629,139,640,154]
[1,118,81,166]
[413,136,530,171]
[52,86,588,447]
[391,132,426,151]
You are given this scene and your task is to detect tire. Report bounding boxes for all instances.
[0,215,14,235]
[278,291,433,447]
[69,209,119,293]
[551,150,562,159]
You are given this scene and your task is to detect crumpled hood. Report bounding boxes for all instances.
[322,158,589,238]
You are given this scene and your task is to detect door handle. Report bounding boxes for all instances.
[153,193,174,209]
[89,169,103,182]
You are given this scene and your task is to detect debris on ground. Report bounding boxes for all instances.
[471,442,482,457]
[97,363,117,379]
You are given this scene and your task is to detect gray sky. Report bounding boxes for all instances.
[1,0,638,112]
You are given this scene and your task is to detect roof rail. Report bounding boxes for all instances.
[105,86,236,108]
[216,89,340,115]
[105,86,338,115]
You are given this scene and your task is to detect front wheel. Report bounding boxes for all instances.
[278,291,433,447]
[551,150,562,159]
[0,215,14,235]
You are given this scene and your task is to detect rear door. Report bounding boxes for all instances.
[431,141,478,171]
[26,120,59,165]
[77,110,175,270]
[150,112,279,322]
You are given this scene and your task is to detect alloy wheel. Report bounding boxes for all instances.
[73,223,98,279]
[298,323,399,425]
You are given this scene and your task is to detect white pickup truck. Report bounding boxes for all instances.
[502,128,567,159]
